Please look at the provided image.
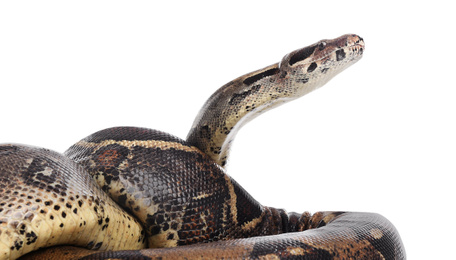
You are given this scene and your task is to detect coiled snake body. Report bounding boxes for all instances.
[0,34,405,259]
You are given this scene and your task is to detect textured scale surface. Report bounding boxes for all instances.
[0,145,146,259]
[64,127,290,248]
[0,34,405,259]
[187,34,365,167]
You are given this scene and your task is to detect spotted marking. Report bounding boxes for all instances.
[370,228,384,239]
[336,49,346,61]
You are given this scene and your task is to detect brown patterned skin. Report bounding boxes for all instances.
[63,127,292,249]
[22,212,404,259]
[0,144,146,260]
[187,34,365,167]
[0,34,405,259]
[14,129,405,259]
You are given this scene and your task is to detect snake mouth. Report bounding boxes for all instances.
[345,34,365,49]
[348,36,365,57]
[341,42,364,63]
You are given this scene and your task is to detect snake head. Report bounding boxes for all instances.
[278,34,365,97]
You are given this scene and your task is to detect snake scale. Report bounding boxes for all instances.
[0,34,405,259]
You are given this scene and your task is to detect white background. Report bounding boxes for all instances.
[1,1,454,259]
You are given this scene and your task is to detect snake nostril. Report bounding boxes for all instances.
[357,36,364,44]
[353,35,364,45]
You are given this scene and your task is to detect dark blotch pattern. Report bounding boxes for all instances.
[289,45,317,66]
[228,85,262,106]
[251,239,333,259]
[242,68,279,85]
[233,178,262,226]
[25,231,37,245]
[307,62,318,73]
[19,157,69,197]
[336,49,346,61]
[296,78,309,84]
[65,127,284,248]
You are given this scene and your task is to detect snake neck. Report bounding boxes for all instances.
[186,63,283,168]
[186,34,364,168]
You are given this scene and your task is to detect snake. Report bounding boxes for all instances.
[0,34,406,259]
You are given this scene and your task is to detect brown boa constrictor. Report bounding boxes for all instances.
[0,34,406,259]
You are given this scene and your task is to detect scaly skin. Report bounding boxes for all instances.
[0,34,405,259]
[187,34,364,167]
[0,144,146,260]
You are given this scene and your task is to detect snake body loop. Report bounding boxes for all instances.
[0,34,405,259]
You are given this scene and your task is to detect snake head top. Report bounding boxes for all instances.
[278,34,365,98]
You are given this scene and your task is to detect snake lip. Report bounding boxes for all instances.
[348,34,365,55]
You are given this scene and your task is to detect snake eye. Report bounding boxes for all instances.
[318,41,326,50]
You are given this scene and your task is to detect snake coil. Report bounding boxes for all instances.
[0,34,405,259]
